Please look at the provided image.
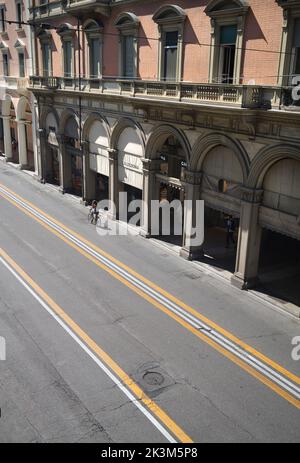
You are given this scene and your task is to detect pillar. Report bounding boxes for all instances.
[180,171,204,260]
[37,128,47,183]
[82,140,96,205]
[140,158,160,238]
[57,135,72,194]
[108,148,120,219]
[2,115,12,161]
[17,120,28,169]
[231,188,264,290]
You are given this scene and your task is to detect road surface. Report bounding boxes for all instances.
[0,162,299,443]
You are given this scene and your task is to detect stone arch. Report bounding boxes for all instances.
[83,19,103,31]
[40,106,60,131]
[82,112,110,143]
[114,12,139,28]
[152,4,186,22]
[58,108,80,136]
[16,96,31,121]
[1,94,16,117]
[247,144,300,189]
[190,132,250,183]
[110,117,145,153]
[145,124,191,164]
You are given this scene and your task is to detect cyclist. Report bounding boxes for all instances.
[90,200,99,224]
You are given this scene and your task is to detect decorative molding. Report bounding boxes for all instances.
[241,187,264,204]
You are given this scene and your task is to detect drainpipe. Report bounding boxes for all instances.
[77,17,84,202]
[26,0,39,176]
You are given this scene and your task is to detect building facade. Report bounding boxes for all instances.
[2,0,300,293]
[0,0,38,172]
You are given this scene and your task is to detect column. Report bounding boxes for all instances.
[82,140,96,205]
[231,188,264,290]
[180,171,204,260]
[17,120,28,169]
[108,148,119,220]
[57,135,71,194]
[37,128,47,183]
[140,158,159,238]
[2,115,12,161]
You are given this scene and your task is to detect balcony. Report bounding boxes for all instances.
[29,1,64,21]
[65,0,110,16]
[0,77,30,95]
[28,76,299,112]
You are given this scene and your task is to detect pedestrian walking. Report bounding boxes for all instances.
[226,216,236,248]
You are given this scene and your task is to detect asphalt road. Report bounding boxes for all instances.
[0,162,299,443]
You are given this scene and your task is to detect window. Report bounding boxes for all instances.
[63,40,72,78]
[114,13,139,79]
[57,24,75,79]
[122,35,134,78]
[41,42,51,77]
[16,0,22,29]
[163,31,178,81]
[3,52,9,76]
[37,28,52,77]
[0,5,6,33]
[84,20,103,79]
[89,37,100,78]
[290,18,300,82]
[219,25,237,83]
[276,1,300,85]
[205,0,248,85]
[153,5,186,82]
[19,51,25,77]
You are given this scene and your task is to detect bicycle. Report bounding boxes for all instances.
[88,209,99,225]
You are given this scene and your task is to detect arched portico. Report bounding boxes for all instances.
[16,97,34,170]
[142,124,191,246]
[233,144,300,292]
[39,106,60,185]
[109,118,145,221]
[1,95,18,163]
[82,113,110,204]
[186,133,249,266]
[59,110,82,196]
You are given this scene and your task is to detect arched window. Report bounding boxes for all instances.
[114,13,139,78]
[153,5,186,82]
[84,20,103,79]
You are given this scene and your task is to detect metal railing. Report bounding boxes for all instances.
[29,76,296,110]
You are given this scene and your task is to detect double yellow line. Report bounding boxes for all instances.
[0,182,299,411]
[0,247,193,443]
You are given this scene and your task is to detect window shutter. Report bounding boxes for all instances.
[220,25,237,44]
[123,36,134,78]
[163,31,178,81]
[293,19,300,48]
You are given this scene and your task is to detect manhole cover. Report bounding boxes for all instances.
[143,371,164,386]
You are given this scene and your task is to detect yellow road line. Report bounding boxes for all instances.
[0,247,193,443]
[0,183,300,409]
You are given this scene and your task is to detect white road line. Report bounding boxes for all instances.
[1,185,299,401]
[0,255,177,443]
